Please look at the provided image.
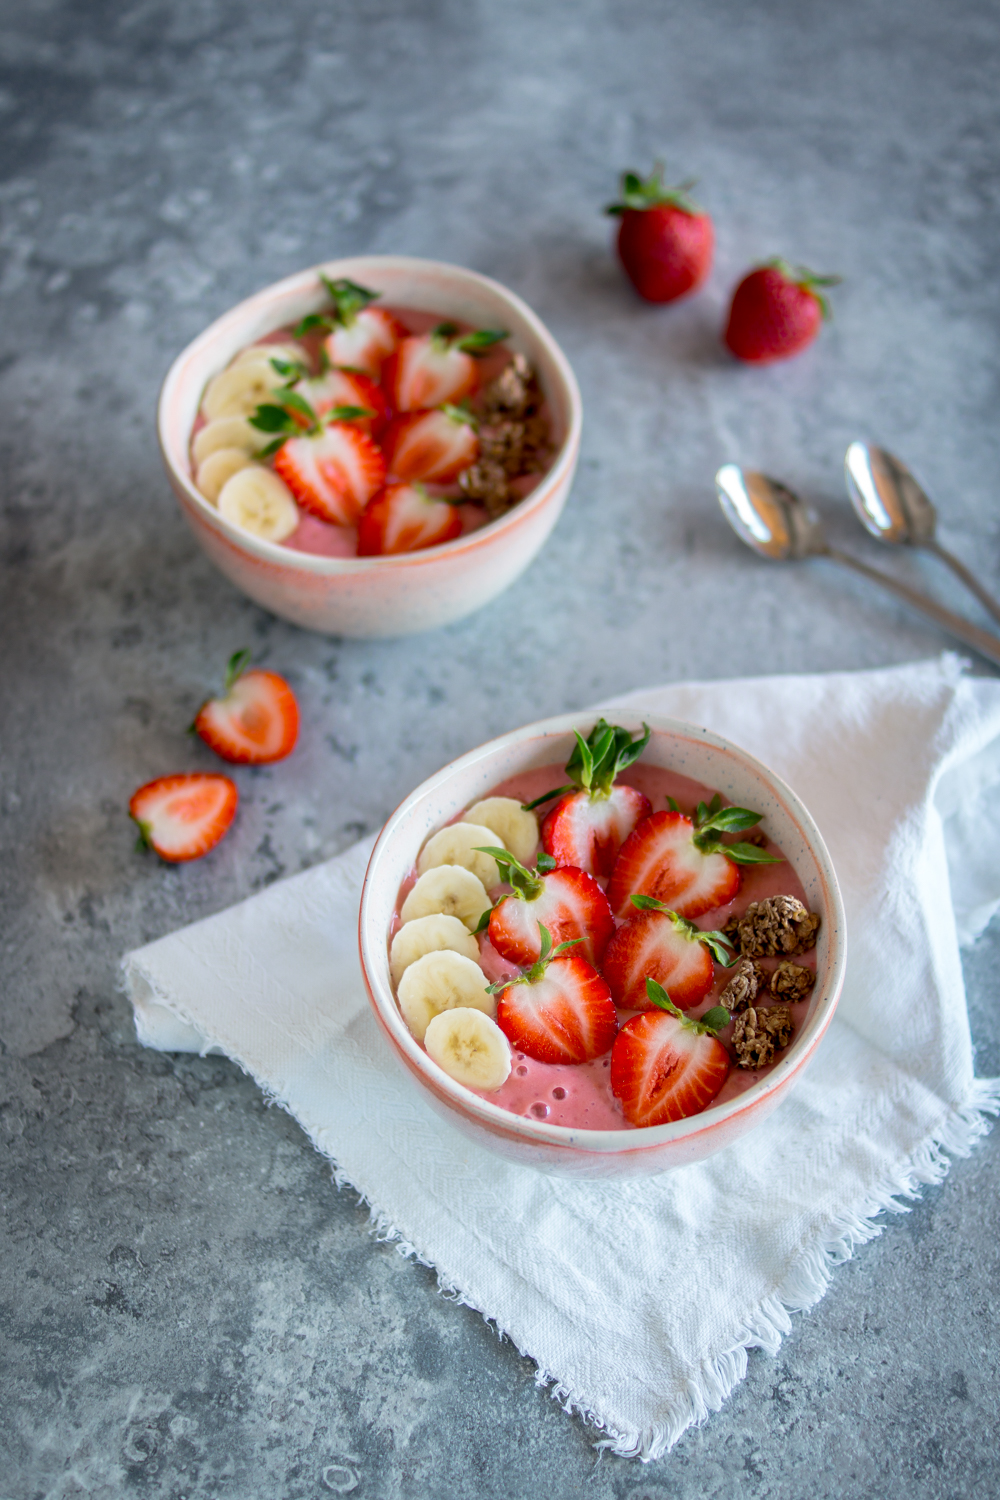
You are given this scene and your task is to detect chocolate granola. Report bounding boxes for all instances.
[718,956,766,1015]
[769,960,816,1002]
[731,1004,795,1069]
[723,895,821,959]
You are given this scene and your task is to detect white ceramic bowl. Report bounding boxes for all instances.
[157,255,582,638]
[359,711,847,1179]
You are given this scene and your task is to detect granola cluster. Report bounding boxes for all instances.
[459,354,550,518]
[768,960,816,1002]
[723,895,820,959]
[731,1004,794,1070]
[718,957,765,1014]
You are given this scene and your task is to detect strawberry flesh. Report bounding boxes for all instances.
[323,306,404,378]
[384,334,479,413]
[383,409,479,483]
[130,773,237,863]
[357,482,462,555]
[488,866,614,968]
[496,954,618,1065]
[611,1009,729,1126]
[542,784,651,879]
[194,668,299,765]
[273,423,386,526]
[296,370,388,435]
[607,809,740,919]
[603,908,715,1011]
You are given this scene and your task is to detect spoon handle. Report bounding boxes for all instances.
[925,539,1000,629]
[825,546,1000,669]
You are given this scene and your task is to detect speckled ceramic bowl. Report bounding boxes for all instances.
[359,711,847,1179]
[157,255,582,638]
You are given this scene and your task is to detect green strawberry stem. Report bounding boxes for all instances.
[431,322,509,356]
[691,794,782,867]
[645,978,730,1035]
[485,922,582,994]
[629,895,736,964]
[760,258,842,321]
[606,164,703,217]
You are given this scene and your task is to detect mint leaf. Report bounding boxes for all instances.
[456,328,508,353]
[697,1005,730,1034]
[645,977,682,1017]
[723,844,783,866]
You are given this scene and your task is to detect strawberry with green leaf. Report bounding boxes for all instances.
[250,389,386,527]
[529,720,652,879]
[296,276,405,379]
[477,847,615,968]
[603,894,734,1011]
[606,165,714,304]
[357,482,464,555]
[607,793,781,919]
[384,323,509,412]
[491,923,618,1065]
[723,260,841,364]
[383,403,479,483]
[610,978,731,1126]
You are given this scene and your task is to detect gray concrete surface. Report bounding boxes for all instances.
[2,0,999,1494]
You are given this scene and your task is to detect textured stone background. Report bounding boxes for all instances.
[2,0,999,1494]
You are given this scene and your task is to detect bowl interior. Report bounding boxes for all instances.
[159,255,581,568]
[361,712,846,1154]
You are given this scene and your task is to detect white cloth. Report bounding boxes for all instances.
[122,657,1000,1459]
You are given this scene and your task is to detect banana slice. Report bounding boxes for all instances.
[196,446,253,505]
[192,415,260,465]
[217,466,299,543]
[400,866,491,932]
[390,913,481,986]
[465,797,538,865]
[423,1007,512,1092]
[232,341,307,369]
[202,360,282,421]
[397,950,494,1043]
[416,822,504,890]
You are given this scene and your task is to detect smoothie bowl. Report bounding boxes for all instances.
[158,255,582,638]
[359,711,846,1179]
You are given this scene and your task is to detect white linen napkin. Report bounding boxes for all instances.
[122,656,1000,1460]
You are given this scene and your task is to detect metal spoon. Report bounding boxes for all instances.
[845,441,1000,628]
[715,463,1000,669]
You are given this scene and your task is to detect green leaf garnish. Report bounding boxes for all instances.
[536,852,557,873]
[645,978,729,1035]
[249,403,299,434]
[473,847,544,903]
[455,328,508,354]
[488,921,582,993]
[269,356,307,382]
[691,800,783,866]
[322,404,376,425]
[698,1006,731,1033]
[441,402,478,428]
[473,906,493,934]
[521,784,574,812]
[665,796,681,813]
[224,648,252,692]
[320,274,380,327]
[293,312,334,338]
[759,259,842,321]
[722,843,783,866]
[628,895,735,963]
[563,718,651,802]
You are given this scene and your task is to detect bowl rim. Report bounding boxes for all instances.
[157,254,583,574]
[359,709,848,1155]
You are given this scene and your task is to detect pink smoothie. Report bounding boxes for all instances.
[392,762,817,1131]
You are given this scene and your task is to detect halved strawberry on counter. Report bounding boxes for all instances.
[357,482,463,555]
[384,324,508,412]
[607,794,781,919]
[610,979,730,1126]
[295,276,405,379]
[526,719,652,879]
[130,773,238,863]
[479,848,615,968]
[490,924,618,1065]
[603,894,734,1010]
[383,405,479,483]
[193,649,299,765]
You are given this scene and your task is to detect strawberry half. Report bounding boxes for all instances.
[384,324,508,412]
[492,925,618,1065]
[610,979,730,1126]
[130,773,237,863]
[607,795,780,919]
[357,482,463,555]
[383,405,479,483]
[528,719,652,878]
[273,422,386,526]
[294,275,404,378]
[296,370,388,436]
[606,166,714,304]
[482,848,615,968]
[603,895,735,1011]
[193,649,299,765]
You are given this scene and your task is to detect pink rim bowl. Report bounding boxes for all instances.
[359,711,847,1179]
[157,255,583,638]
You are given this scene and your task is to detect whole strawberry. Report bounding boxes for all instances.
[606,166,713,304]
[724,259,840,364]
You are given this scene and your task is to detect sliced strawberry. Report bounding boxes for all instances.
[610,981,730,1126]
[493,927,618,1064]
[295,370,389,435]
[607,797,779,919]
[542,785,651,879]
[193,650,299,765]
[603,897,734,1010]
[323,306,404,378]
[130,773,237,863]
[357,482,463,555]
[273,423,386,526]
[384,324,508,412]
[383,406,479,483]
[484,850,614,968]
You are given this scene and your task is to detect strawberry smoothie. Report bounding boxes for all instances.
[391,757,819,1132]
